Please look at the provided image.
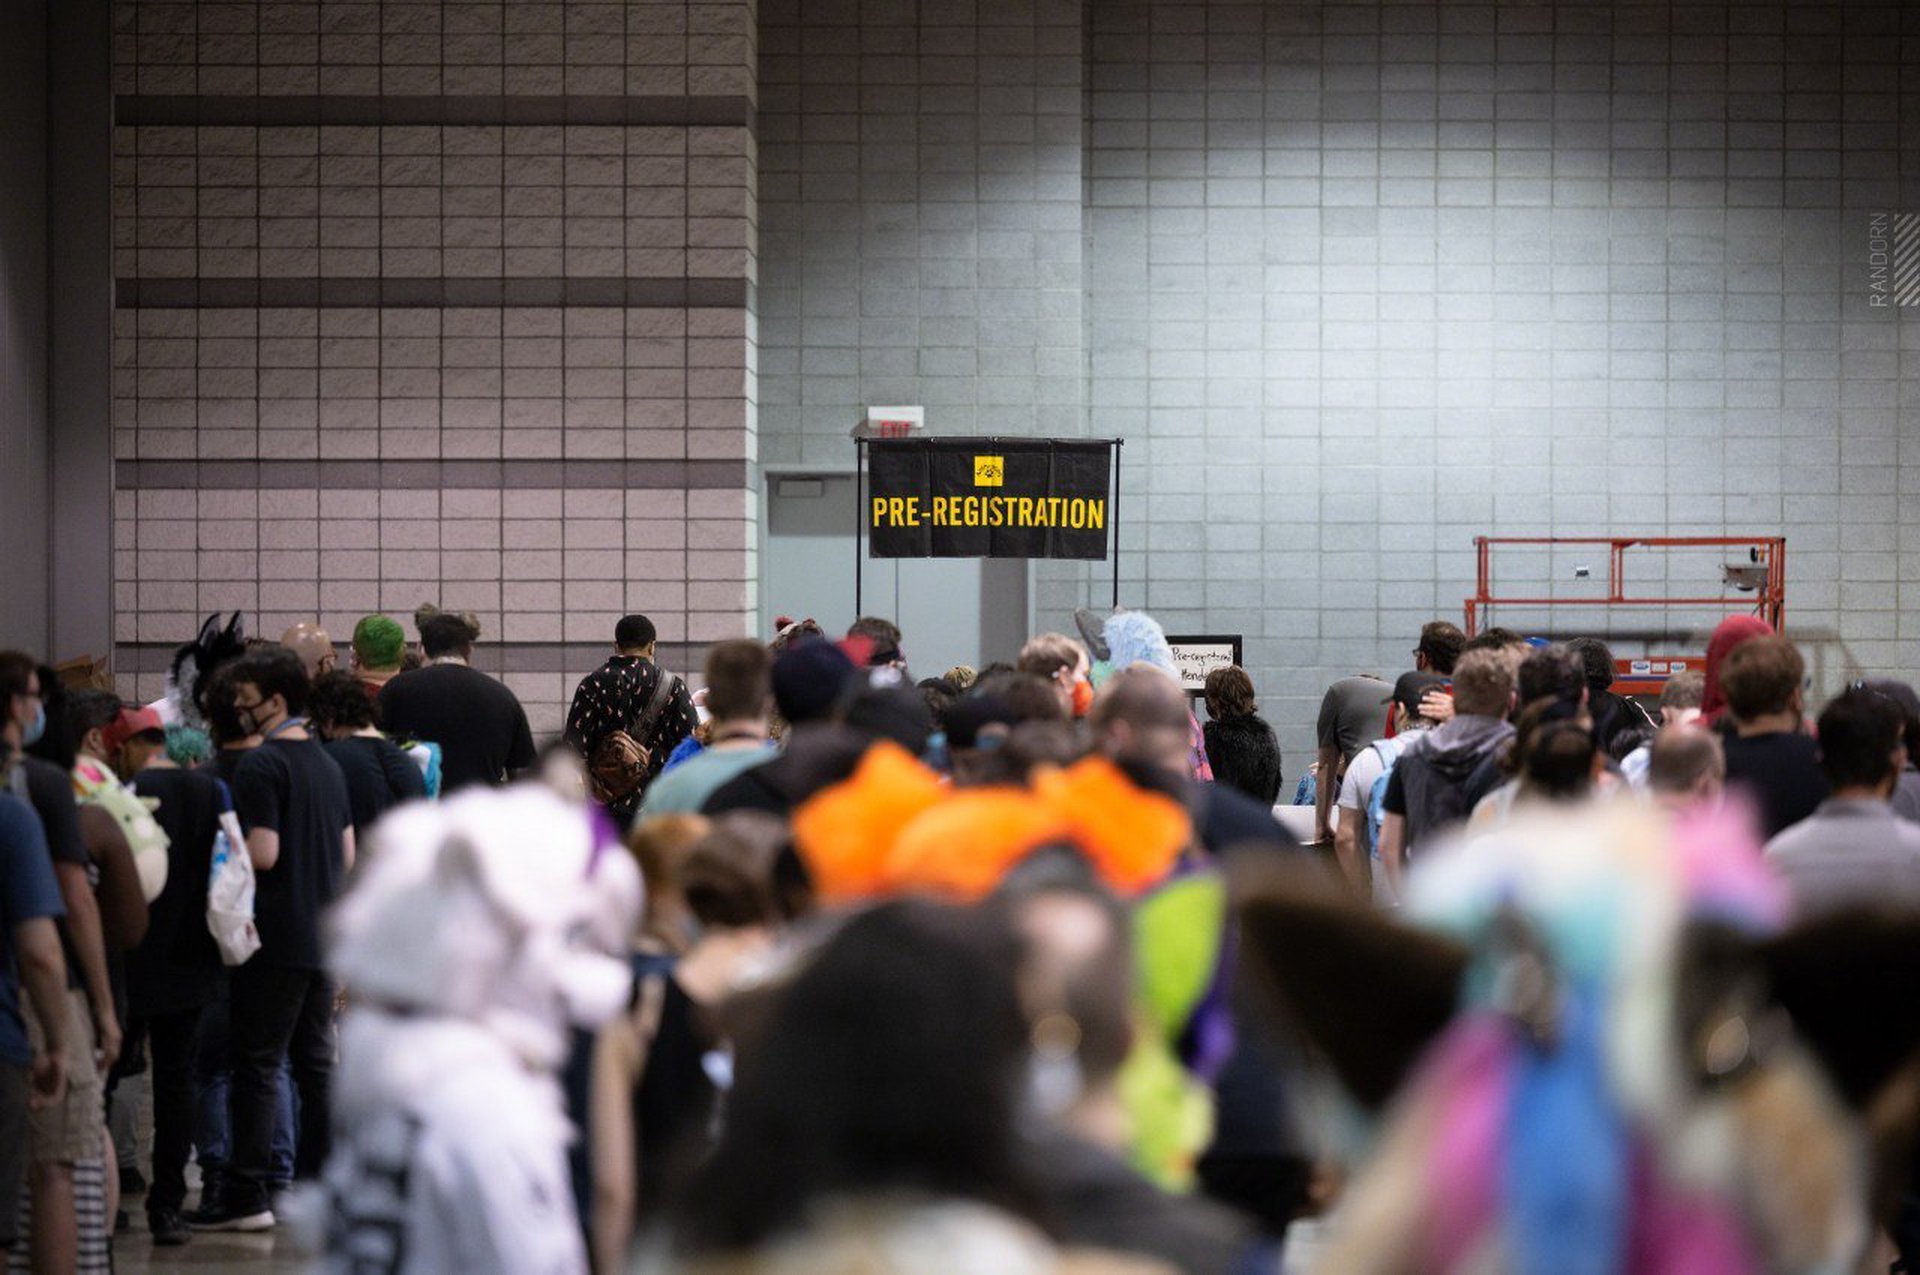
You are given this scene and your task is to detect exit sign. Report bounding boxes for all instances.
[855,405,925,439]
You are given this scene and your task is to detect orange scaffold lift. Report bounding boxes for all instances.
[1463,536,1787,696]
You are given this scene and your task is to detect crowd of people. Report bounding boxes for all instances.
[1,600,1918,1274]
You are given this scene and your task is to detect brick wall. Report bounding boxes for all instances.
[111,0,759,734]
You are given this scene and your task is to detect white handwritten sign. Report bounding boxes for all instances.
[1164,635,1243,695]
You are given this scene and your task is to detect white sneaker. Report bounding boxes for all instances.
[189,1205,275,1233]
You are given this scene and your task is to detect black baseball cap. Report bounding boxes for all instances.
[1387,671,1451,718]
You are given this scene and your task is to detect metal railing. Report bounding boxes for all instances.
[1463,535,1787,637]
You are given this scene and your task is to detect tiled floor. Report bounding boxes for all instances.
[113,1213,306,1274]
[100,1076,308,1274]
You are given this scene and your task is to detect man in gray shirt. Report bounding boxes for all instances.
[1853,678,1920,824]
[1313,675,1391,844]
[1765,686,1920,917]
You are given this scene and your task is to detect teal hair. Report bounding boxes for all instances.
[164,724,212,767]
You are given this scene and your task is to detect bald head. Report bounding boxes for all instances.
[281,622,337,680]
[1088,665,1192,777]
[1647,725,1724,808]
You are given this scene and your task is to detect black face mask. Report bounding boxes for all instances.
[239,698,277,738]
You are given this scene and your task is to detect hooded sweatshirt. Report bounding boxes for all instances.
[1699,615,1774,728]
[1391,714,1515,851]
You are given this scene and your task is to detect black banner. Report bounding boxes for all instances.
[867,438,1113,560]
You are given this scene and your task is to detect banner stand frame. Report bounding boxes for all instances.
[854,435,866,620]
[1109,438,1122,612]
[852,436,1123,620]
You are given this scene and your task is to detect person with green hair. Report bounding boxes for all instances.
[346,615,442,798]
[348,615,407,701]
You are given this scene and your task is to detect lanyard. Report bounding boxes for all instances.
[262,715,307,742]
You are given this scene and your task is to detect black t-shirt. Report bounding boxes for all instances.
[1381,764,1406,816]
[8,755,85,873]
[126,767,227,1016]
[1722,730,1830,840]
[632,966,720,1222]
[376,663,536,793]
[204,746,253,788]
[1589,688,1653,756]
[7,753,89,987]
[323,736,427,840]
[231,737,352,970]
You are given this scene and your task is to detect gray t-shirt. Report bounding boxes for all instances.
[1765,798,1920,918]
[1316,676,1391,763]
[1891,769,1920,824]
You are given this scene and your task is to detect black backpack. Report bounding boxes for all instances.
[1396,749,1479,852]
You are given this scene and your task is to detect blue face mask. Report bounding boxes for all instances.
[21,703,46,748]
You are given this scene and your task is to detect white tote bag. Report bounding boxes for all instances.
[206,785,261,966]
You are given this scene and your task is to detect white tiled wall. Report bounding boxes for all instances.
[755,0,1107,648]
[1080,0,1920,760]
[758,0,1920,763]
[756,0,1086,464]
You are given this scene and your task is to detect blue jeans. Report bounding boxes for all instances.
[193,998,295,1195]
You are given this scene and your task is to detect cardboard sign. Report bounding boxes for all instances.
[1165,635,1243,695]
[866,438,1113,560]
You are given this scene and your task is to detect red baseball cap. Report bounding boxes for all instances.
[104,705,166,754]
